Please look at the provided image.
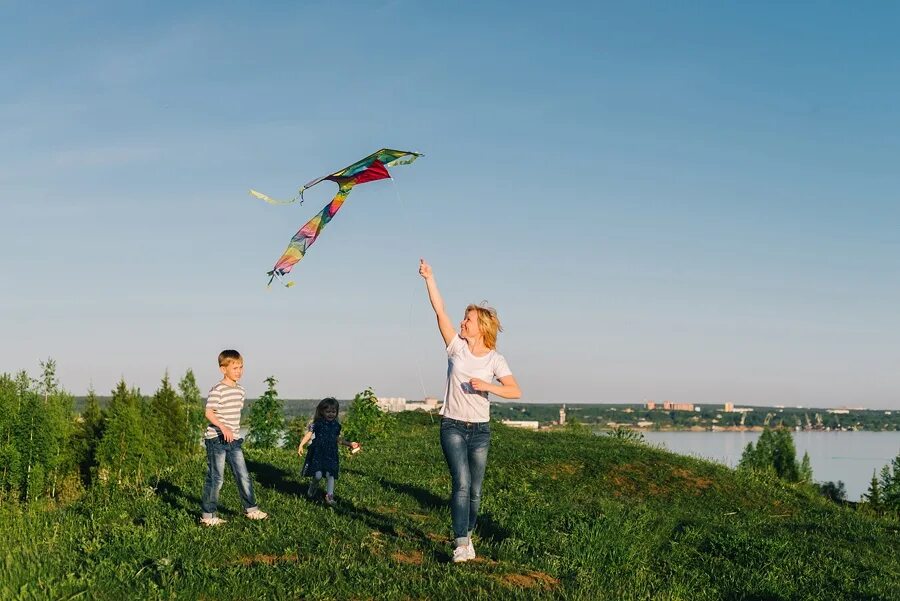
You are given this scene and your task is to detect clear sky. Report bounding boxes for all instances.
[2,1,898,408]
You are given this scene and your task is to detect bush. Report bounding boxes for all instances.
[342,387,393,443]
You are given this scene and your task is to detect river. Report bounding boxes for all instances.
[635,430,900,501]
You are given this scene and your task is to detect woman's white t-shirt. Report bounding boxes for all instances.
[442,334,512,423]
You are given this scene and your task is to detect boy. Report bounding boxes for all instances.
[200,349,268,526]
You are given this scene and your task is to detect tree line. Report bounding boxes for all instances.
[0,360,393,505]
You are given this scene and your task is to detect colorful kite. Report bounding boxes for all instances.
[250,149,422,287]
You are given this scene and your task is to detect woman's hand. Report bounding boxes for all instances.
[350,442,362,454]
[297,445,305,456]
[469,378,492,393]
[418,259,433,279]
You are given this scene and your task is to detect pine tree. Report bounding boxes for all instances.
[177,369,205,455]
[771,429,800,482]
[248,376,285,448]
[38,359,76,499]
[97,381,163,486]
[863,470,883,512]
[0,374,22,501]
[73,386,105,485]
[151,372,188,459]
[798,452,813,483]
[879,452,900,513]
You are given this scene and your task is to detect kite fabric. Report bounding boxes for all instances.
[250,148,422,287]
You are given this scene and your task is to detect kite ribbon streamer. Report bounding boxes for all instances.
[255,148,422,287]
[267,181,354,287]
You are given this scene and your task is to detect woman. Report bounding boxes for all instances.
[418,259,521,563]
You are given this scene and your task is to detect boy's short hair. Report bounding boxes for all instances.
[218,349,243,367]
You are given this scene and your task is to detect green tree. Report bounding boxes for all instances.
[0,374,22,501]
[177,369,205,454]
[14,383,53,502]
[343,387,393,442]
[248,376,284,449]
[863,470,883,512]
[97,381,164,486]
[150,372,189,459]
[738,428,800,482]
[818,480,846,503]
[879,451,900,513]
[606,425,642,442]
[771,429,799,482]
[798,452,813,483]
[38,359,77,499]
[73,386,105,485]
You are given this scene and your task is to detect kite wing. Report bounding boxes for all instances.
[257,148,422,287]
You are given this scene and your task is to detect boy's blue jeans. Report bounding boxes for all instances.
[201,437,259,518]
[440,418,491,547]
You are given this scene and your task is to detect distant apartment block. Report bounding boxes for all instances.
[663,401,695,412]
[724,403,753,413]
[376,396,441,413]
[827,409,850,414]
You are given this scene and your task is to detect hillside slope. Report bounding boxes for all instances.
[2,412,898,600]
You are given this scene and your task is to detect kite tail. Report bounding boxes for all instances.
[250,189,303,205]
[266,270,295,288]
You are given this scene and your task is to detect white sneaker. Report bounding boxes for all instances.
[245,509,268,520]
[200,516,227,527]
[467,539,476,560]
[452,545,471,563]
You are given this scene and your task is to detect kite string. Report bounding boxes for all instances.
[390,178,433,421]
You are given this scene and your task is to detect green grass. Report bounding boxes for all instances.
[2,412,899,600]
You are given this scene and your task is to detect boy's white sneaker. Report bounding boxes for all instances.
[452,545,471,563]
[200,516,227,527]
[245,509,268,521]
[467,539,476,560]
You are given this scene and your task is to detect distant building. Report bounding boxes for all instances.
[377,397,408,412]
[559,404,567,425]
[724,402,734,412]
[501,420,540,430]
[645,401,656,410]
[663,401,695,412]
[376,396,441,413]
[827,409,850,414]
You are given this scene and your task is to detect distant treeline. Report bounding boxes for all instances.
[493,402,900,431]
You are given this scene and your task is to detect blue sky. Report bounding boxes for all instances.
[1,1,898,408]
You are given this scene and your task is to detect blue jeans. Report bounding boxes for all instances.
[440,418,491,546]
[201,437,259,518]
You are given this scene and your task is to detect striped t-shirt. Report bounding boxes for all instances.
[204,381,245,440]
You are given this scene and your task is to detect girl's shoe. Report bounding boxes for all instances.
[324,493,336,506]
[245,509,268,521]
[200,516,227,527]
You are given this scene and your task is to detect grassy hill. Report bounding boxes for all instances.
[2,412,898,600]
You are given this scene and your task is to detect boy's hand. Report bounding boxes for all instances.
[222,427,236,443]
[297,446,304,456]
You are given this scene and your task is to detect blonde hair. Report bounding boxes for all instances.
[218,349,243,367]
[466,303,502,350]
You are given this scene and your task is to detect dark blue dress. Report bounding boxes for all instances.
[302,420,342,479]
